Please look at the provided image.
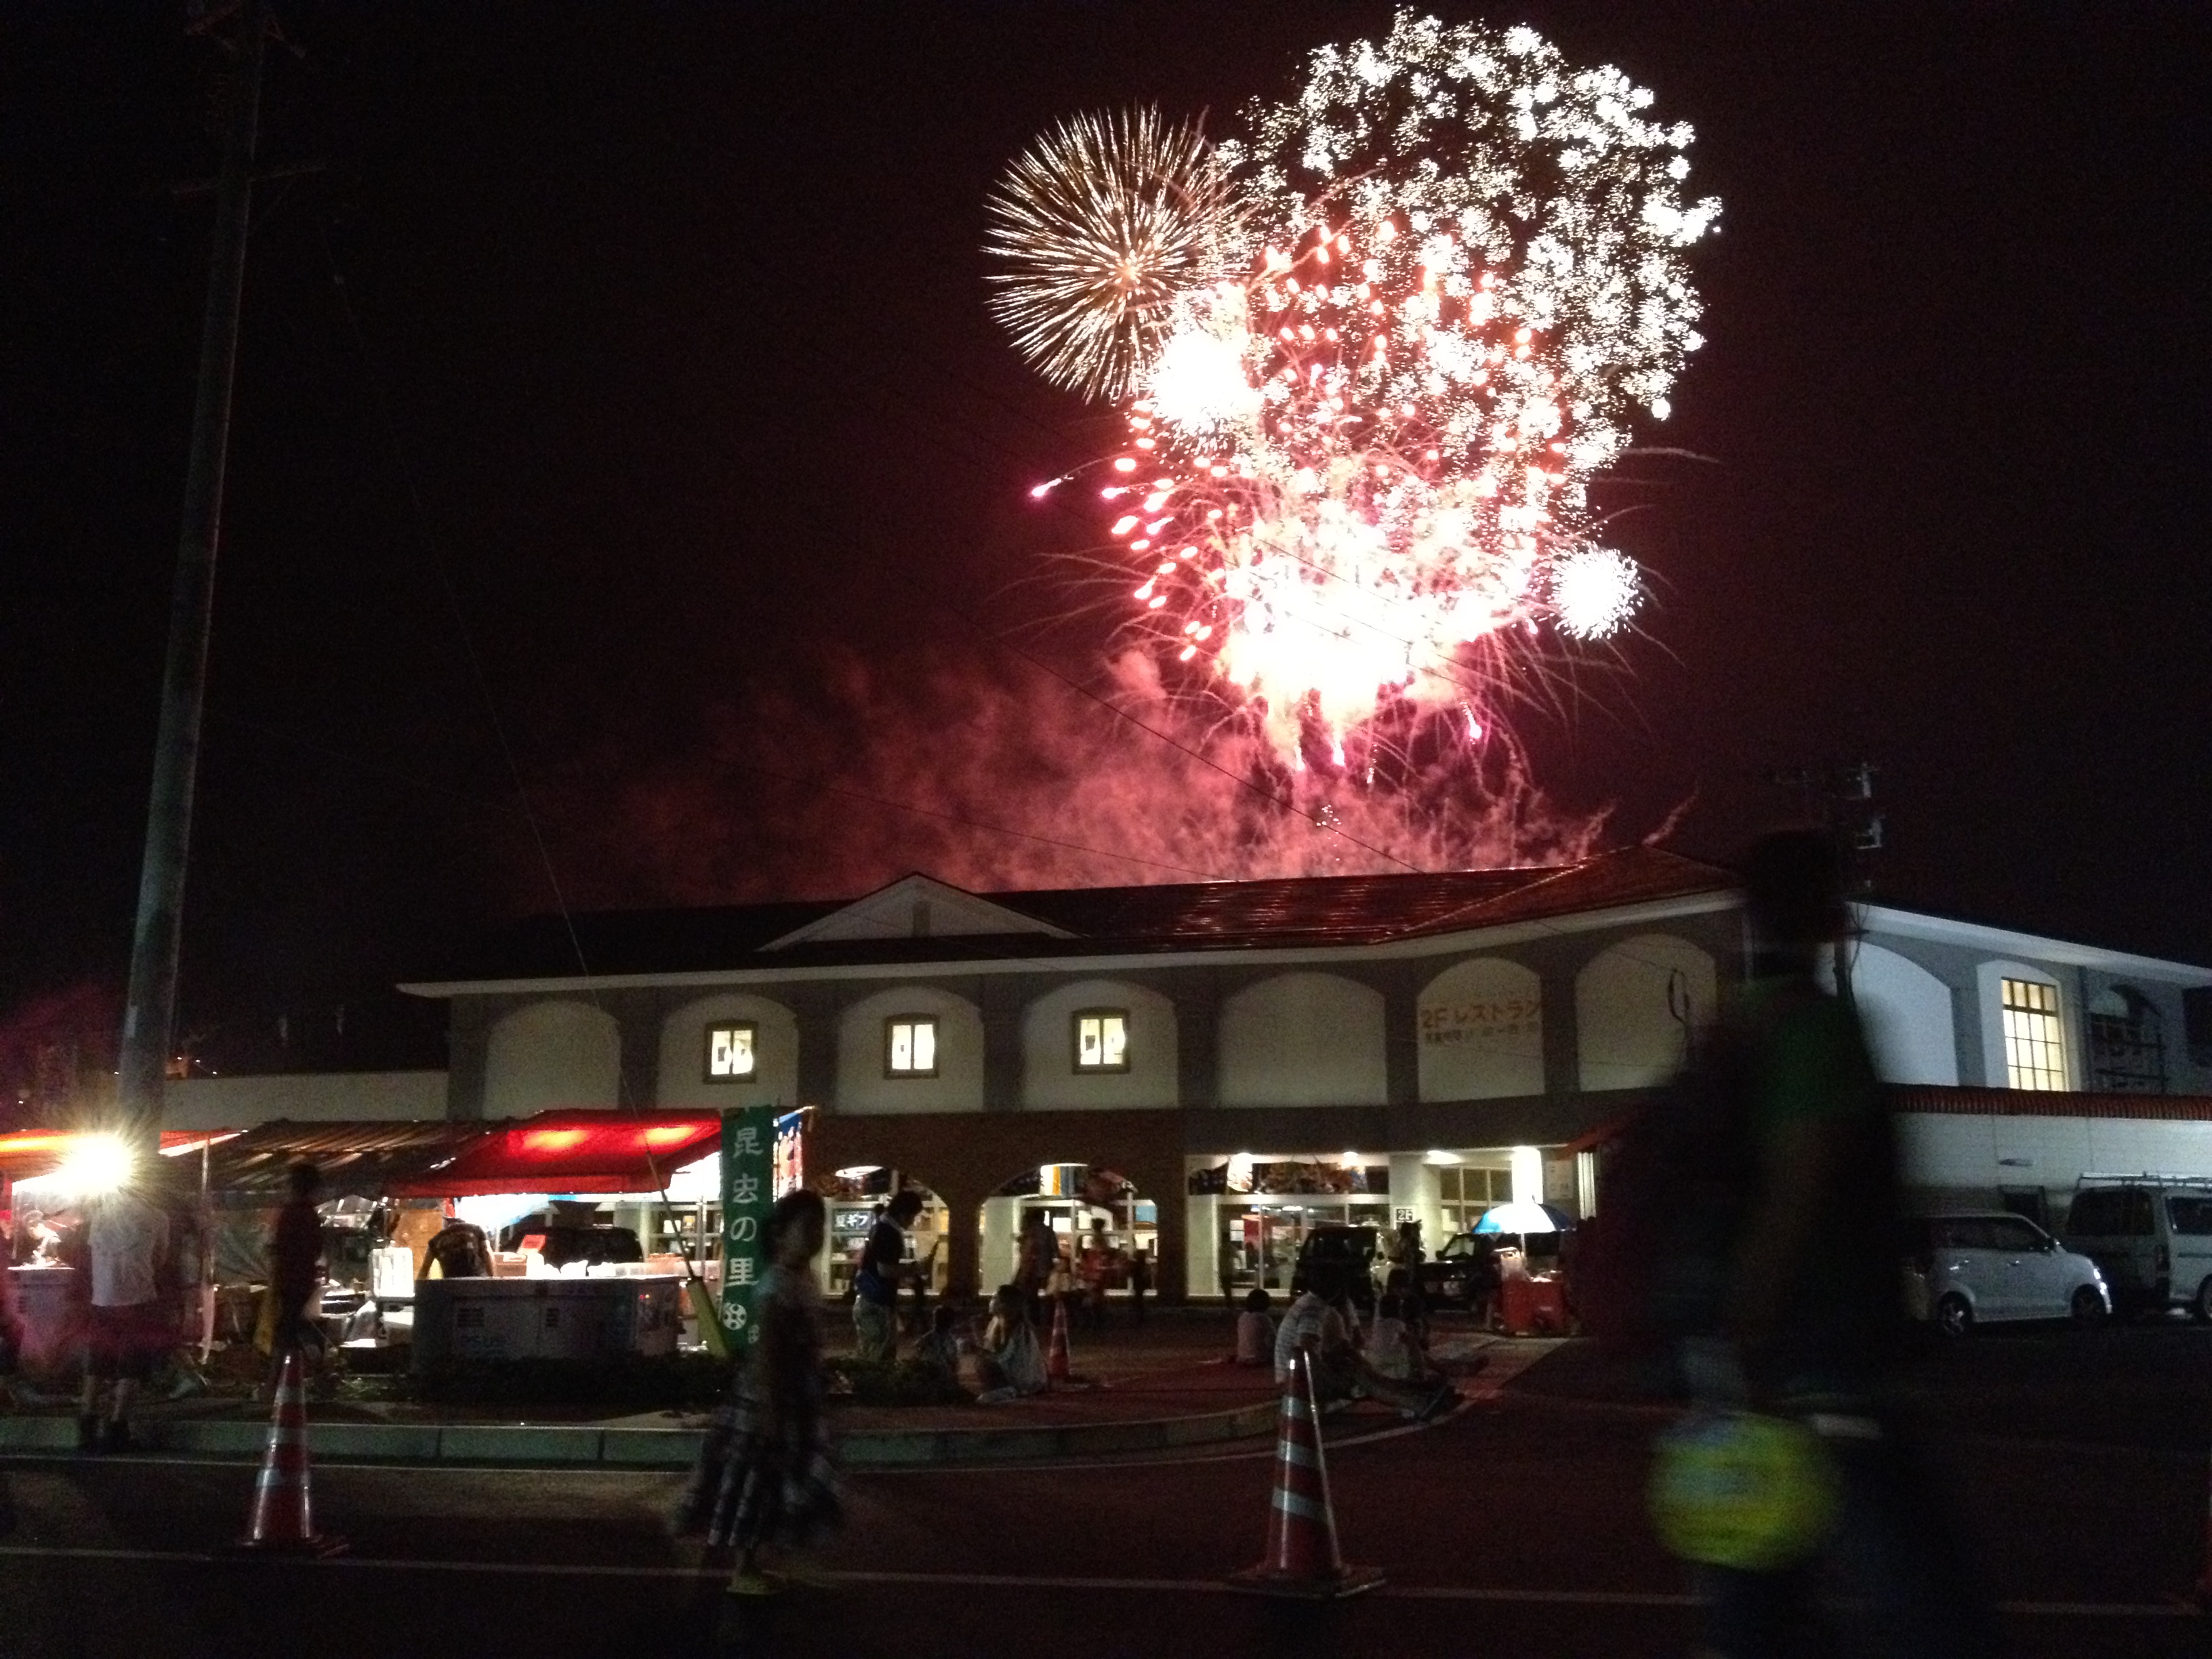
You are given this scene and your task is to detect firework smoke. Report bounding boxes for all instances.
[989,12,1717,762]
[542,646,1611,912]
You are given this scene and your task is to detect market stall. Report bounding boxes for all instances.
[1,1128,228,1377]
[386,1110,722,1366]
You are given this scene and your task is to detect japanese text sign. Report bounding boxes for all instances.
[719,1105,773,1349]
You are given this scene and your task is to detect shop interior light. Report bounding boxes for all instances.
[1424,1149,1462,1164]
[1339,1150,1361,1166]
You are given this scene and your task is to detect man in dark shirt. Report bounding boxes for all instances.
[267,1162,325,1363]
[851,1190,922,1363]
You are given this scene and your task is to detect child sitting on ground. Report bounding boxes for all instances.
[912,1302,960,1377]
[1364,1290,1425,1382]
[1233,1288,1274,1367]
[974,1285,1048,1404]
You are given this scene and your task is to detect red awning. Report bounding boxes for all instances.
[387,1110,722,1197]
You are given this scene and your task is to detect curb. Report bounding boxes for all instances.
[0,1395,1282,1471]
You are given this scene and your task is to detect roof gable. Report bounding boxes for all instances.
[762,874,1073,949]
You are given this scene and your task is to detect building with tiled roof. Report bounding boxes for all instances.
[358,846,2212,1303]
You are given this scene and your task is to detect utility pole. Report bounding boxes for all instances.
[1759,759,1884,1004]
[115,0,270,1148]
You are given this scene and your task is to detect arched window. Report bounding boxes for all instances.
[2087,986,2167,1094]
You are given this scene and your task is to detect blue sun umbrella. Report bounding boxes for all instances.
[1473,1200,1575,1236]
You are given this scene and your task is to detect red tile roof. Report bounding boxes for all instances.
[433,846,1739,981]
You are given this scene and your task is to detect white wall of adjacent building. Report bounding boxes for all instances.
[1576,934,1717,1092]
[1217,972,1387,1107]
[1825,942,1961,1085]
[484,1000,619,1116]
[164,1069,449,1130]
[1900,1111,2212,1205]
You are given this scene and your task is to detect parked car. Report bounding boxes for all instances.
[1904,1212,2109,1338]
[1416,1231,1504,1312]
[1294,1224,1379,1311]
[2061,1177,2212,1320]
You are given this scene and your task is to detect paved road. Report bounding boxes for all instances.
[3,1324,2207,1658]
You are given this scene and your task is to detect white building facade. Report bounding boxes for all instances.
[373,851,2212,1300]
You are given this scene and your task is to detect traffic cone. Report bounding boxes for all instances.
[233,1351,343,1556]
[1047,1296,1072,1384]
[1227,1349,1383,1599]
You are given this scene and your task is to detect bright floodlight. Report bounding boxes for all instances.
[55,1132,136,1198]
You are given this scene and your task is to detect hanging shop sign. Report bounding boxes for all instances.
[771,1109,805,1200]
[719,1105,775,1349]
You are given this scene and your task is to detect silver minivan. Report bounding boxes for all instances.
[2061,1177,2212,1320]
[1904,1212,2110,1338]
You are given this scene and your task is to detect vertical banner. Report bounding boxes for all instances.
[719,1105,774,1349]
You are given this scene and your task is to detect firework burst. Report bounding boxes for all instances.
[992,13,1717,760]
[984,108,1234,403]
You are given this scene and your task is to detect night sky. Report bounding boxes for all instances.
[3,3,2209,1076]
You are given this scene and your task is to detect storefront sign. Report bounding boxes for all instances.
[771,1109,804,1200]
[1418,992,1542,1048]
[719,1105,774,1349]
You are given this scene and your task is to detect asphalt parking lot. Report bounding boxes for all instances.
[2,1318,2207,1658]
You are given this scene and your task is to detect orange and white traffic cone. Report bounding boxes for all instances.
[234,1351,343,1556]
[1047,1296,1072,1384]
[1227,1349,1383,1599]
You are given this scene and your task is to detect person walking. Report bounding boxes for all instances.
[78,1184,170,1452]
[1126,1244,1151,1327]
[267,1162,325,1367]
[676,1189,840,1596]
[851,1189,921,1364]
[1656,830,1999,1658]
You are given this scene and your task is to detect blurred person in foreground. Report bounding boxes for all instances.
[268,1162,326,1369]
[1672,830,1996,1658]
[676,1189,840,1596]
[79,1183,171,1452]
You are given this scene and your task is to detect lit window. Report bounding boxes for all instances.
[2001,978,2066,1090]
[886,1016,938,1078]
[705,1023,757,1082]
[1073,1010,1130,1073]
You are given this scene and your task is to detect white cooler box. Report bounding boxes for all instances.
[411,1275,684,1367]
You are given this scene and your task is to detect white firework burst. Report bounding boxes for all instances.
[984,108,1234,403]
[1549,545,1641,640]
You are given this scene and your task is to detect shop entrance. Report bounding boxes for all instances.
[1186,1153,1393,1303]
[822,1165,951,1304]
[978,1163,1158,1301]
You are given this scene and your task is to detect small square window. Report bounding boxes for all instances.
[886,1016,939,1078]
[705,1023,758,1082]
[1073,1009,1130,1073]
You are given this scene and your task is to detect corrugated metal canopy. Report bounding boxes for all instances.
[199,1119,491,1208]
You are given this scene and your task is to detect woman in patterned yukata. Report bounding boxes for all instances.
[676,1188,840,1596]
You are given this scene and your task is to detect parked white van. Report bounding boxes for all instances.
[2060,1176,2212,1322]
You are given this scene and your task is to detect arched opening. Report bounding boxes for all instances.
[2088,985,2167,1094]
[977,1162,1160,1313]
[818,1164,952,1310]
